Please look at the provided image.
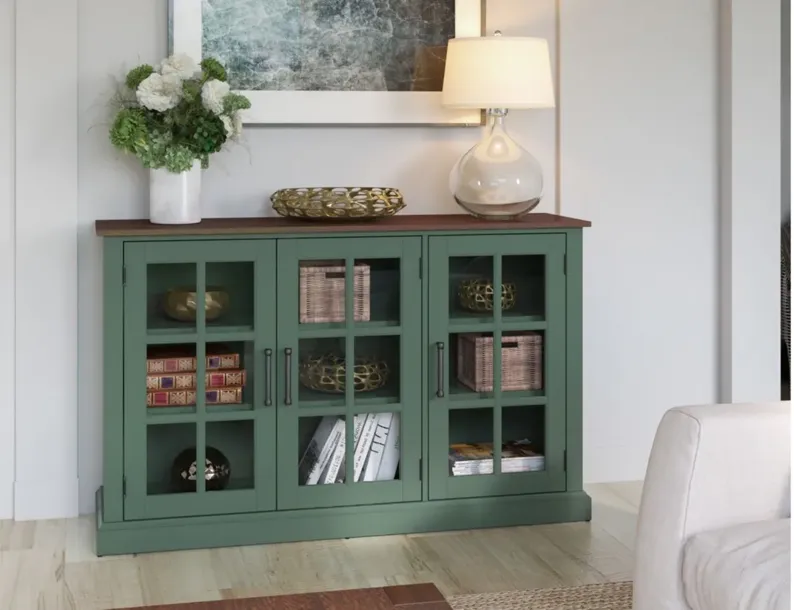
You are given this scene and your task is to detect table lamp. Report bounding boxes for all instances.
[442,33,555,219]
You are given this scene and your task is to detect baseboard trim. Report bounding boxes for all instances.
[14,477,79,520]
[95,487,592,556]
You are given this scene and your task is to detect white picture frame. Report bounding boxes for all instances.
[169,0,485,126]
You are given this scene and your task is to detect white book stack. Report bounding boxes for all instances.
[298,414,401,485]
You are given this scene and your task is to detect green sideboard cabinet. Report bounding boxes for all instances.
[94,213,591,556]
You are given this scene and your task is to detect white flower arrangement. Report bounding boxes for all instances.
[110,53,250,173]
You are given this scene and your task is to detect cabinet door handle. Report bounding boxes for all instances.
[436,341,445,398]
[264,348,273,406]
[284,347,293,406]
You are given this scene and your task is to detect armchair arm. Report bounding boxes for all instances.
[633,402,791,610]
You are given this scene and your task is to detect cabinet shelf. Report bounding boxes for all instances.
[446,381,547,408]
[146,327,256,345]
[448,316,547,334]
[298,321,402,339]
[298,385,402,409]
[146,405,256,425]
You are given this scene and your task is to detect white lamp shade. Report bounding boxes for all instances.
[442,36,555,109]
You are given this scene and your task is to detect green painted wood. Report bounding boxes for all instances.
[427,234,567,501]
[254,241,279,512]
[100,225,590,556]
[102,238,125,523]
[95,486,592,556]
[564,230,585,493]
[122,240,276,520]
[420,234,430,499]
[275,237,423,510]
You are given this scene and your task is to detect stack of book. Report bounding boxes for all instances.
[448,440,545,476]
[299,413,400,485]
[146,345,246,408]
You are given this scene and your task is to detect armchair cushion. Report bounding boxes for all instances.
[682,519,790,610]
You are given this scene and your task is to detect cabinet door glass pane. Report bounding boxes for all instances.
[148,263,196,332]
[354,336,400,404]
[298,337,347,406]
[502,254,545,320]
[500,406,546,473]
[147,423,197,495]
[353,412,401,484]
[206,420,255,492]
[299,260,366,326]
[206,262,254,331]
[297,413,402,486]
[146,261,255,333]
[298,415,347,485]
[449,256,496,323]
[448,331,545,399]
[146,342,253,415]
[448,408,494,477]
[357,258,400,324]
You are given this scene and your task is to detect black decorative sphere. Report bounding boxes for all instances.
[171,446,231,493]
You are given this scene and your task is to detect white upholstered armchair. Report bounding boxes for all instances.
[633,402,791,610]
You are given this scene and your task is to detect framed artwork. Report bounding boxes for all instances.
[169,0,485,125]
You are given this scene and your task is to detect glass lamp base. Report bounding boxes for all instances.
[450,109,544,220]
[453,196,541,220]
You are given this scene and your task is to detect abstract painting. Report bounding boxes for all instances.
[169,0,484,124]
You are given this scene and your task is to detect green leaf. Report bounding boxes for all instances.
[200,57,228,82]
[125,65,154,90]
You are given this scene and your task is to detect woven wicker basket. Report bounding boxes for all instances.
[457,333,543,392]
[299,261,370,324]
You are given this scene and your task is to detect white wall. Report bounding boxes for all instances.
[0,0,783,518]
[559,0,721,482]
[0,0,16,520]
[13,0,79,519]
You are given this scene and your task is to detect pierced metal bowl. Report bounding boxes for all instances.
[458,279,517,313]
[164,287,230,322]
[299,354,390,394]
[271,187,406,220]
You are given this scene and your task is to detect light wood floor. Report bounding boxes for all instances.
[0,482,642,609]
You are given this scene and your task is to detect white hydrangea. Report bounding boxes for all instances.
[159,53,199,80]
[136,73,183,112]
[221,112,244,141]
[231,112,243,139]
[221,115,234,138]
[201,79,230,115]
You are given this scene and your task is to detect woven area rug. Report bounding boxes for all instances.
[448,582,633,610]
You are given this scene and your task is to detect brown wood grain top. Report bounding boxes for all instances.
[95,213,591,237]
[117,583,451,610]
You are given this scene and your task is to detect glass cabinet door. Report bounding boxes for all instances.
[275,237,422,510]
[123,240,276,520]
[427,234,567,500]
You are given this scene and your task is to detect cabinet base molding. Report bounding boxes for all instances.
[95,487,592,556]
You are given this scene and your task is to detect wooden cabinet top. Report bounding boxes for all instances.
[95,213,591,237]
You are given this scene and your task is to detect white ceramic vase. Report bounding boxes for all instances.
[149,161,202,224]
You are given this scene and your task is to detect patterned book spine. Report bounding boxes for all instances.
[146,387,243,407]
[145,353,240,374]
[146,370,246,391]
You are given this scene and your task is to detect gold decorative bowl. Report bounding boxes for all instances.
[459,279,517,313]
[164,287,230,322]
[299,354,390,394]
[271,187,406,220]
